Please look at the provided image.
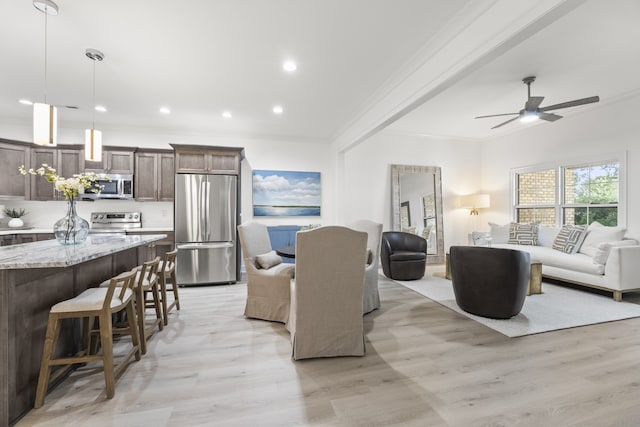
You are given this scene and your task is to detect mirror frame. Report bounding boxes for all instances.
[391,164,444,264]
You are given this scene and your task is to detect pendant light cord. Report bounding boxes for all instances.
[43,10,48,104]
[92,59,96,128]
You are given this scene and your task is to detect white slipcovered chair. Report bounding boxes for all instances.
[347,219,383,314]
[238,221,295,323]
[287,226,367,360]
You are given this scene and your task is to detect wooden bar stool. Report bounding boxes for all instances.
[159,249,180,325]
[101,257,163,355]
[34,268,140,408]
[134,256,163,354]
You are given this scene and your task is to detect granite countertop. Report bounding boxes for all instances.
[0,227,173,236]
[0,233,166,269]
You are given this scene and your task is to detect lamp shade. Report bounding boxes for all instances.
[459,194,490,209]
[33,102,57,146]
[85,128,102,161]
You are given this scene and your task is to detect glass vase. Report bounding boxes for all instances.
[53,198,89,245]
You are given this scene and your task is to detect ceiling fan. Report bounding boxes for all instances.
[475,76,600,129]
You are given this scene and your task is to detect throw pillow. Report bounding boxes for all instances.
[508,222,539,246]
[592,240,638,265]
[552,224,587,254]
[255,250,282,269]
[488,222,509,244]
[578,221,626,258]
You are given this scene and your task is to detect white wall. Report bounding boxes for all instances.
[0,120,334,229]
[481,92,640,237]
[340,131,484,248]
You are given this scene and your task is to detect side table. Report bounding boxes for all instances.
[528,262,542,295]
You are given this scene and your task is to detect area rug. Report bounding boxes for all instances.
[390,273,640,337]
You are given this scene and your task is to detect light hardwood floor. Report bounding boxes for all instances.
[17,270,640,427]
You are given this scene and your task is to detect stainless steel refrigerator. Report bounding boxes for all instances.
[175,174,238,285]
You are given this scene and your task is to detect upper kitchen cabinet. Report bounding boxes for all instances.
[85,146,135,174]
[0,139,30,199]
[29,145,84,200]
[171,144,244,175]
[135,149,174,201]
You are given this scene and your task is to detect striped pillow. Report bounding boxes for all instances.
[508,223,539,245]
[552,224,587,254]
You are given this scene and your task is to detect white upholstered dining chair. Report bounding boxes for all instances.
[347,219,383,314]
[287,226,367,360]
[238,221,295,323]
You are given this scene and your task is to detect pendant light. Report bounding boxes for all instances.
[85,48,104,162]
[32,0,58,147]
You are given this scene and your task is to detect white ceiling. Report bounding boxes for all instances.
[0,0,470,142]
[1,0,639,144]
[387,0,640,140]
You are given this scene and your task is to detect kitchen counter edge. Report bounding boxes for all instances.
[0,233,166,269]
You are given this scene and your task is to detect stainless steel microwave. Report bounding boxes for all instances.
[83,174,134,200]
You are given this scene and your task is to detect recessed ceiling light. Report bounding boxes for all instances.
[159,107,171,115]
[283,60,297,72]
[272,105,284,115]
[222,111,232,119]
[18,99,33,106]
[95,105,107,112]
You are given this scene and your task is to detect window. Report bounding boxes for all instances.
[563,162,619,226]
[512,155,623,228]
[514,168,557,226]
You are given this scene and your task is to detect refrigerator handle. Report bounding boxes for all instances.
[205,179,211,241]
[200,183,207,240]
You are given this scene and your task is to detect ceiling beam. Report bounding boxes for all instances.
[331,0,586,153]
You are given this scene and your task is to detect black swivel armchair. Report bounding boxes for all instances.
[380,231,427,280]
[450,246,531,319]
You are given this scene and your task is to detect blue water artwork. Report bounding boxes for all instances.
[252,170,321,216]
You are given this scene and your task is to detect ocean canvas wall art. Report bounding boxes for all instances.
[252,170,321,216]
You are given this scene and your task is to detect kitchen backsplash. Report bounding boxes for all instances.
[0,200,173,229]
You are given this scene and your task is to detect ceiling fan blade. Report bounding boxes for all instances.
[538,112,562,122]
[525,96,544,111]
[539,96,600,112]
[474,112,519,119]
[491,116,520,129]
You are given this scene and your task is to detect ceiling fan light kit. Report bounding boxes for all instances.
[475,76,600,129]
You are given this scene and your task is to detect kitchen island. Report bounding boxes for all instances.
[0,233,166,426]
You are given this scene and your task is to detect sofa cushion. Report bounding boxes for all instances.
[493,243,604,275]
[488,222,509,244]
[592,240,638,265]
[579,221,626,257]
[255,250,282,269]
[508,223,539,246]
[552,224,587,254]
[538,226,560,248]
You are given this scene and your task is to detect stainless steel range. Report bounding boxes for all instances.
[90,211,142,233]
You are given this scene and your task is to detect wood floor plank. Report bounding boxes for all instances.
[16,271,640,427]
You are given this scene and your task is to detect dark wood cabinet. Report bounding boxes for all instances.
[126,230,174,265]
[0,232,52,246]
[0,139,30,199]
[29,145,84,200]
[172,145,243,175]
[15,234,37,244]
[85,147,135,174]
[134,150,174,201]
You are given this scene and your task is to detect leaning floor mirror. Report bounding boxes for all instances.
[391,164,444,264]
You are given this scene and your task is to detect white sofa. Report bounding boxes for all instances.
[474,222,640,301]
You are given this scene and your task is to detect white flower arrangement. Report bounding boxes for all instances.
[19,164,108,201]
